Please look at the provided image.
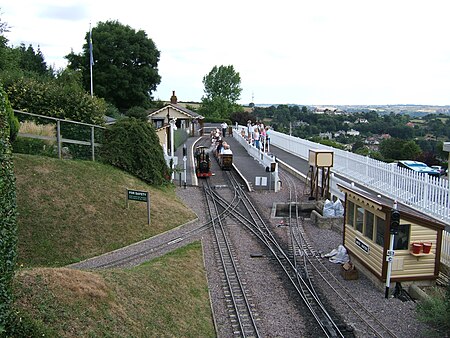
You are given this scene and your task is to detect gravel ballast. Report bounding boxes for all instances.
[176,174,439,337]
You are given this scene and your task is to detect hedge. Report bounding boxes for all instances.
[101,118,170,185]
[0,85,17,334]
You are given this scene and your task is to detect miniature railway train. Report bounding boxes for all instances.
[194,136,234,178]
[194,146,212,178]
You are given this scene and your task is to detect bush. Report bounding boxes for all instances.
[101,118,170,185]
[7,109,19,142]
[126,106,148,121]
[2,74,107,125]
[416,284,450,335]
[12,137,57,157]
[0,85,18,334]
[203,116,231,124]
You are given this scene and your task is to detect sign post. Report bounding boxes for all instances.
[385,201,399,298]
[183,144,187,188]
[126,189,150,225]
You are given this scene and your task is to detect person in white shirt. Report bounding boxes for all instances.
[221,122,228,137]
[247,120,252,142]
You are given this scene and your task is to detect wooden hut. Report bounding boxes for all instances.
[338,184,445,288]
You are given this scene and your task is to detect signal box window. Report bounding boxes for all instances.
[393,224,410,250]
[364,211,374,240]
[375,217,385,247]
[347,201,355,227]
[356,207,364,233]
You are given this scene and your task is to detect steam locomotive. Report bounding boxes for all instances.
[194,146,212,178]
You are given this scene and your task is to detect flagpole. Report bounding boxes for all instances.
[89,22,93,97]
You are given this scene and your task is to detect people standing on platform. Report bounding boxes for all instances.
[260,125,267,152]
[247,120,253,143]
[221,121,228,137]
[265,126,271,152]
[240,127,246,139]
[254,127,260,150]
[216,139,223,155]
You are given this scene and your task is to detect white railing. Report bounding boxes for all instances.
[442,231,450,267]
[233,128,280,191]
[269,130,450,225]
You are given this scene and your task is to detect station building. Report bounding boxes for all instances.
[147,91,204,154]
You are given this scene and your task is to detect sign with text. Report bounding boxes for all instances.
[128,189,148,202]
[126,189,150,225]
[355,237,370,253]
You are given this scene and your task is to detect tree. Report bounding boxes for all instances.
[352,140,365,152]
[16,44,49,76]
[126,106,148,121]
[200,65,243,119]
[379,138,404,161]
[400,140,421,160]
[230,111,255,126]
[0,13,10,70]
[66,20,161,110]
[4,75,106,125]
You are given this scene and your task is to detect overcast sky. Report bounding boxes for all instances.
[2,0,450,106]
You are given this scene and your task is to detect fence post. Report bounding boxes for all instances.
[91,126,95,161]
[57,120,61,159]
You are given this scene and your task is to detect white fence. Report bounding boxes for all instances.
[442,231,450,267]
[269,130,450,225]
[232,128,280,192]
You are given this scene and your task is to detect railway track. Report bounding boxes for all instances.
[203,177,261,337]
[279,169,399,338]
[203,165,344,337]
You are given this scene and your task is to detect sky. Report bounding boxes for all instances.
[2,0,450,106]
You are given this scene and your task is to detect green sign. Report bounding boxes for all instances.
[126,189,151,225]
[128,189,148,202]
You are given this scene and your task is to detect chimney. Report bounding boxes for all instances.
[170,91,177,104]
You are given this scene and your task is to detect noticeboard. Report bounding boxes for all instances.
[128,189,148,202]
[126,189,150,225]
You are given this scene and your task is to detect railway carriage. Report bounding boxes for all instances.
[213,140,233,170]
[218,154,233,170]
[194,146,212,178]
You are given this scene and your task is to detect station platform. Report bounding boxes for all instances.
[172,131,278,191]
[217,134,271,191]
[172,136,198,187]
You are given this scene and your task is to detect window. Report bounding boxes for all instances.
[154,119,163,129]
[393,224,410,250]
[375,217,385,247]
[364,211,374,240]
[347,201,355,227]
[356,207,364,233]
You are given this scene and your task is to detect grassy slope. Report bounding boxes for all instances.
[12,154,214,336]
[14,154,196,267]
[13,242,215,337]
